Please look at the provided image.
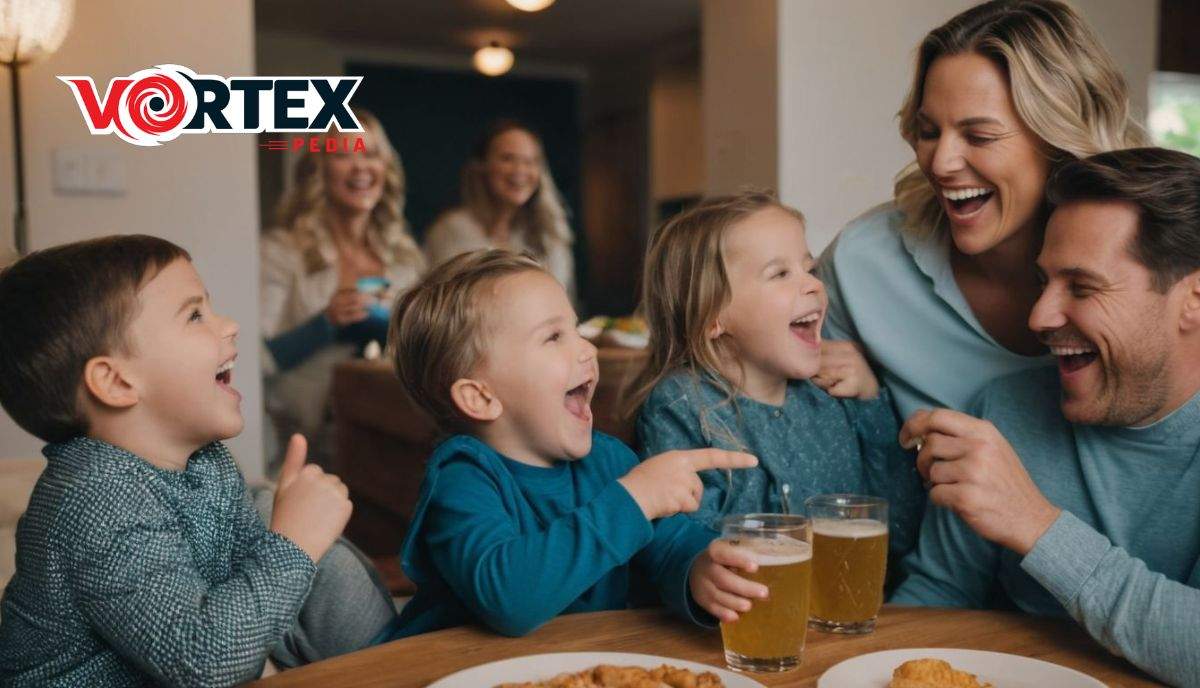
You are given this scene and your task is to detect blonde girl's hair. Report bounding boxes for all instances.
[273,108,426,273]
[894,0,1147,239]
[623,191,805,437]
[460,120,573,258]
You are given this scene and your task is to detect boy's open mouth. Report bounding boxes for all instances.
[789,310,822,346]
[216,358,236,390]
[942,186,996,218]
[1049,343,1098,375]
[564,379,594,422]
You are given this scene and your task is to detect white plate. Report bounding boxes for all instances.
[428,651,765,687]
[817,648,1105,688]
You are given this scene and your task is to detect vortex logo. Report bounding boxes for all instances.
[123,69,192,140]
[60,64,362,147]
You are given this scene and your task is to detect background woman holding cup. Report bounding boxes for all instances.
[260,110,425,467]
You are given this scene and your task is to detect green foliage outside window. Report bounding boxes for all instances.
[1150,74,1200,158]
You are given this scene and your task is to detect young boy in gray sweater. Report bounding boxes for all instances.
[0,235,395,686]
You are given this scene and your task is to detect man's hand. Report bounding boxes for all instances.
[618,449,757,521]
[900,409,1060,555]
[812,340,880,399]
[270,434,353,562]
[689,539,769,623]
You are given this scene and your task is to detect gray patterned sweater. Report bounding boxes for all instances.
[0,438,316,687]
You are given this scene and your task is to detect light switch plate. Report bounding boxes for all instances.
[53,148,126,196]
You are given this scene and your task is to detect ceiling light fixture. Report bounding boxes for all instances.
[506,0,555,11]
[473,42,513,77]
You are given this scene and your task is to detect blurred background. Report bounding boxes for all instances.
[0,0,1197,479]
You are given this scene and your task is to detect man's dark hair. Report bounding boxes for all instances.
[1046,147,1200,292]
[0,235,190,443]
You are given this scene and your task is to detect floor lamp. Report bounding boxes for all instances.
[1,0,74,257]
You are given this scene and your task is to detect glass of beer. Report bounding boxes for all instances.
[805,494,888,634]
[718,513,813,673]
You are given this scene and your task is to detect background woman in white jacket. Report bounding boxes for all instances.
[260,110,424,467]
[423,120,575,297]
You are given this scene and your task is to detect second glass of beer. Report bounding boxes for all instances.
[718,513,813,673]
[806,494,888,634]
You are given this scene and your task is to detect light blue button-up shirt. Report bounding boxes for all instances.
[815,204,1052,419]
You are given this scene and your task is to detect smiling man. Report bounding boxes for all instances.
[891,148,1200,687]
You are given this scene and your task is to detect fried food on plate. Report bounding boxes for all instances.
[495,663,724,688]
[889,658,993,688]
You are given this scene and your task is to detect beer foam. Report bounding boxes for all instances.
[812,518,887,538]
[736,536,812,566]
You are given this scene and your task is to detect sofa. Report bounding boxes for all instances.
[0,458,48,594]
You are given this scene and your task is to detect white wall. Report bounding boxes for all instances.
[704,0,1159,254]
[1072,0,1157,121]
[777,0,975,252]
[0,0,265,479]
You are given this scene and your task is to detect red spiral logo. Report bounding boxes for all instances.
[127,74,187,135]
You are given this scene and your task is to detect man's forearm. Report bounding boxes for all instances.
[1022,511,1200,688]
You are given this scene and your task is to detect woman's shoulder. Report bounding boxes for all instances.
[259,228,309,276]
[828,203,908,260]
[260,226,305,258]
[822,202,940,290]
[423,209,488,264]
[261,225,297,247]
[426,207,483,238]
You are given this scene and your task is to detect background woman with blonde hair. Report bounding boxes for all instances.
[261,109,425,465]
[423,119,575,296]
[814,0,1144,419]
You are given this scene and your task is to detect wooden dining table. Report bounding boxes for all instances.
[248,606,1161,687]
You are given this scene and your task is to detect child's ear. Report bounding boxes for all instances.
[450,377,503,422]
[707,318,724,340]
[1180,272,1200,334]
[82,356,139,409]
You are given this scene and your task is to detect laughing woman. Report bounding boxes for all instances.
[424,120,575,296]
[261,110,425,466]
[814,0,1145,419]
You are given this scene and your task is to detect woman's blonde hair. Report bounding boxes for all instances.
[623,190,805,430]
[894,0,1147,238]
[273,109,425,273]
[461,120,572,258]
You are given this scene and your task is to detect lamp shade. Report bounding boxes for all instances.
[0,0,74,65]
[473,42,514,77]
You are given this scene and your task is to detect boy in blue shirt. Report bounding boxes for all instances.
[388,250,765,637]
[0,236,395,686]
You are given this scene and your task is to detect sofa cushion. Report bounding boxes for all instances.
[0,458,48,592]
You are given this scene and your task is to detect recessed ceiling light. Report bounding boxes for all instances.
[474,42,514,77]
[506,0,555,11]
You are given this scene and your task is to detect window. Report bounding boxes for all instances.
[1149,72,1200,157]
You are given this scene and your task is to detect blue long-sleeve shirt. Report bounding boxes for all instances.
[0,438,316,687]
[264,312,390,372]
[636,371,925,561]
[893,367,1200,687]
[391,432,717,639]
